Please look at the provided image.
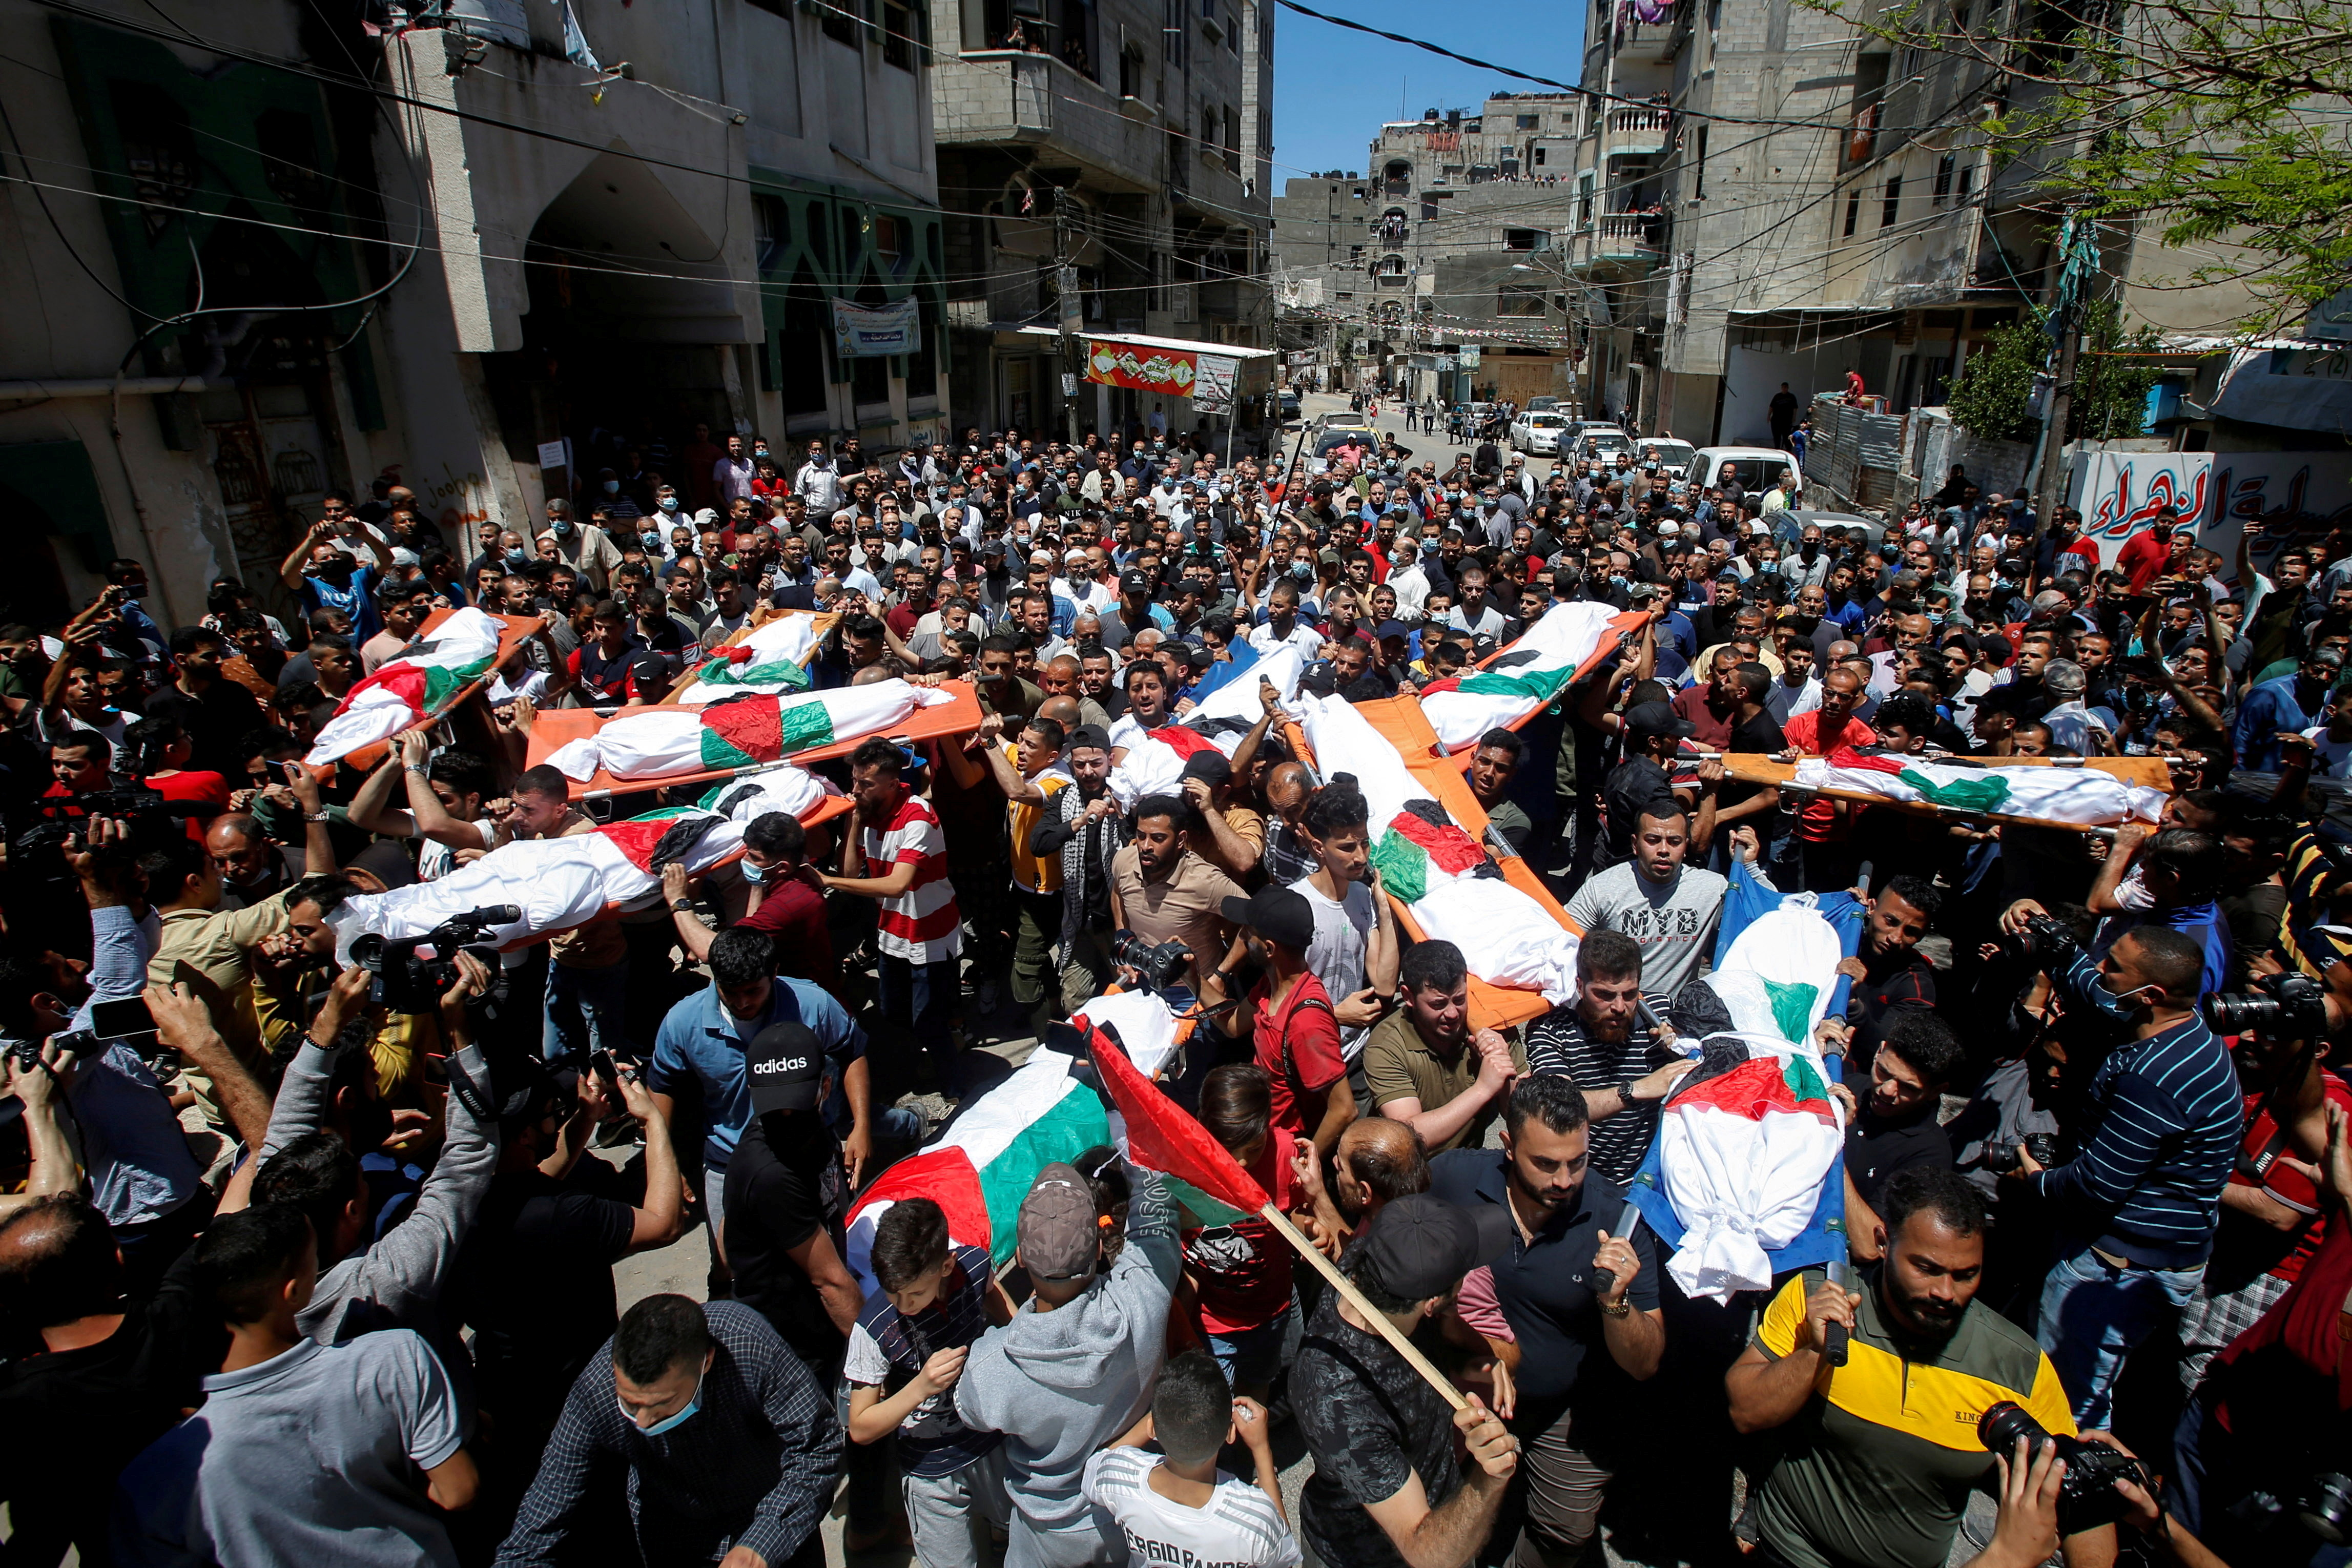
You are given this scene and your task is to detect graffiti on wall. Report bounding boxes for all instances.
[2070,450,2216,560]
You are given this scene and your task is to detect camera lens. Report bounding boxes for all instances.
[1976,1400,2047,1456]
[2301,1474,2352,1545]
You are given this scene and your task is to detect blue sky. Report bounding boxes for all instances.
[1269,0,1585,184]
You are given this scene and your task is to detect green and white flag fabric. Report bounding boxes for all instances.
[671,612,827,704]
[1296,690,1581,1002]
[304,608,506,766]
[1419,601,1646,752]
[545,679,954,783]
[1796,746,2167,827]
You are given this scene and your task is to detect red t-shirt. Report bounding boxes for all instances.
[2222,1069,2352,1284]
[1670,683,1737,750]
[2114,528,2172,594]
[147,770,233,842]
[1780,711,1878,841]
[738,879,843,1001]
[1183,1139,1299,1334]
[1251,972,1345,1140]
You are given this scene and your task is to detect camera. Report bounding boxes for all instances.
[2004,913,2078,968]
[2203,971,2330,1038]
[349,905,520,1014]
[1977,1400,2149,1533]
[1980,1133,2059,1174]
[1112,929,1193,995]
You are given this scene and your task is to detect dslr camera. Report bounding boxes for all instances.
[1112,929,1193,996]
[1980,1132,2059,1175]
[2205,971,2330,1038]
[1978,1400,2150,1533]
[2004,913,2078,969]
[349,905,520,1014]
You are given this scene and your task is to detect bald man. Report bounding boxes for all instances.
[1260,759,1318,884]
[1294,1116,1431,1251]
[204,813,292,910]
[1039,654,1112,731]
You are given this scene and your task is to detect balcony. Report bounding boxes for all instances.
[1571,212,1667,278]
[935,50,1163,193]
[1613,0,1689,61]
[1605,107,1674,157]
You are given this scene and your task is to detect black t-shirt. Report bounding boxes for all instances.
[456,1167,635,1418]
[0,1245,219,1563]
[1600,754,1676,868]
[1293,1288,1461,1568]
[724,1112,849,1369]
[1847,1101,1954,1216]
[1845,950,1937,1057]
[1721,708,1787,814]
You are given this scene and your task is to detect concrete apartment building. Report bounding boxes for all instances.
[926,0,1275,439]
[0,0,948,626]
[1271,95,1584,404]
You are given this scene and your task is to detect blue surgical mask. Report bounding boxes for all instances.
[659,496,680,512]
[741,860,769,885]
[2085,974,2155,1020]
[1290,561,1313,581]
[505,548,528,565]
[554,518,576,537]
[642,531,663,550]
[625,1369,706,1436]
[601,481,618,496]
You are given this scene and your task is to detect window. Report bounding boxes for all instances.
[1120,43,1144,96]
[821,0,860,47]
[1693,123,1707,199]
[873,214,905,265]
[1844,189,1862,236]
[1224,106,1240,171]
[1534,147,1546,166]
[1163,0,1187,72]
[1349,244,1365,262]
[1505,228,1539,251]
[881,0,914,67]
[1933,152,1955,204]
[1516,113,1539,129]
[1577,171,1595,225]
[1957,161,1974,200]
[1225,3,1239,51]
[1881,176,1902,228]
[1497,286,1547,315]
[753,195,790,273]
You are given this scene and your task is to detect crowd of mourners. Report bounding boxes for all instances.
[2,405,2348,1568]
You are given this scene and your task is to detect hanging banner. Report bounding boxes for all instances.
[1192,354,1240,414]
[830,297,921,359]
[1084,338,1199,395]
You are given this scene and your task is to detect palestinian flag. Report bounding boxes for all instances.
[1080,990,1268,1227]
[545,679,954,783]
[672,611,828,704]
[843,1046,1113,1291]
[1107,644,1309,808]
[1794,746,2167,827]
[1420,601,1649,753]
[1625,886,1855,1301]
[324,806,748,959]
[304,607,505,765]
[1297,691,1581,1003]
[697,763,838,823]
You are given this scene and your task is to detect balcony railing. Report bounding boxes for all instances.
[1606,107,1674,155]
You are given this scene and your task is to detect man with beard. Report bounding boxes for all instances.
[1428,1075,1665,1567]
[1028,726,1128,1015]
[1523,932,1698,1186]
[1728,1167,2113,1568]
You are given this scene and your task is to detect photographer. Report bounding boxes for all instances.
[1995,925,2239,1428]
[1109,793,1245,1002]
[1200,884,1356,1159]
[1727,1166,2115,1568]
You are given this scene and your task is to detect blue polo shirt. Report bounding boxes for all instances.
[648,977,865,1171]
[1428,1148,1660,1423]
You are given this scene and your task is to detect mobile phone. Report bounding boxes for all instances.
[90,996,156,1042]
[589,1049,622,1090]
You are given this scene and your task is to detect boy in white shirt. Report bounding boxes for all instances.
[1082,1350,1299,1568]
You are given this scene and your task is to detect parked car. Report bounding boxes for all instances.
[1315,411,1373,432]
[1685,445,1803,496]
[1567,425,1632,463]
[1278,389,1302,421]
[1628,438,1696,474]
[1779,508,1885,548]
[1525,396,1560,412]
[1509,409,1572,456]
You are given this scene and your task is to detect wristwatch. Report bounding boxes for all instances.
[1614,1078,1639,1104]
[670,899,695,913]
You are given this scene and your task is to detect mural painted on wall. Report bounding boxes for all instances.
[2071,448,2352,585]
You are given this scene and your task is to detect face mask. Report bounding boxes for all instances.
[602,481,619,496]
[659,496,680,512]
[626,1369,706,1437]
[505,548,528,566]
[1290,562,1314,581]
[554,518,576,537]
[642,531,663,551]
[741,860,769,885]
[2086,974,2155,1020]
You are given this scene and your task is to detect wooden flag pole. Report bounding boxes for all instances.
[1257,1201,1470,1412]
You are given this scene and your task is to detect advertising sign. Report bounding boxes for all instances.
[830,297,921,359]
[1192,354,1240,414]
[1084,338,1199,395]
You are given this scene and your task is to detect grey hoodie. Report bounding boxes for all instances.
[955,1163,1179,1539]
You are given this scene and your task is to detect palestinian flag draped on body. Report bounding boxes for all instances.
[1418,601,1649,753]
[545,680,956,783]
[323,806,747,958]
[304,607,506,766]
[671,612,831,704]
[1107,645,1308,808]
[1793,746,2167,827]
[1296,690,1582,1002]
[1625,870,1860,1301]
[840,992,1188,1293]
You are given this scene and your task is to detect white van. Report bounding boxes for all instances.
[1685,445,1803,495]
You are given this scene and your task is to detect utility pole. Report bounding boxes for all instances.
[1054,194,1083,447]
[2035,307,2081,517]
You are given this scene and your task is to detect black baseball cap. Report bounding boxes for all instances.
[1624,700,1697,741]
[1356,1193,1511,1301]
[1220,884,1317,952]
[1121,569,1153,596]
[746,1022,825,1114]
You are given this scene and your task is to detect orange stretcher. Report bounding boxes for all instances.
[521,679,988,802]
[1287,697,1579,1033]
[323,608,547,777]
[1709,749,2180,838]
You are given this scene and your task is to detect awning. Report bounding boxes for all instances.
[995,326,1276,401]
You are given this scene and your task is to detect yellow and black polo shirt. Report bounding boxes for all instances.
[1748,1271,2078,1568]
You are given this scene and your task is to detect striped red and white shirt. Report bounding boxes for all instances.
[866,791,961,963]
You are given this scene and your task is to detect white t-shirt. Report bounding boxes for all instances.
[418,816,501,883]
[1081,1447,1301,1568]
[2302,723,2352,779]
[1248,621,1325,658]
[1291,876,1374,1060]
